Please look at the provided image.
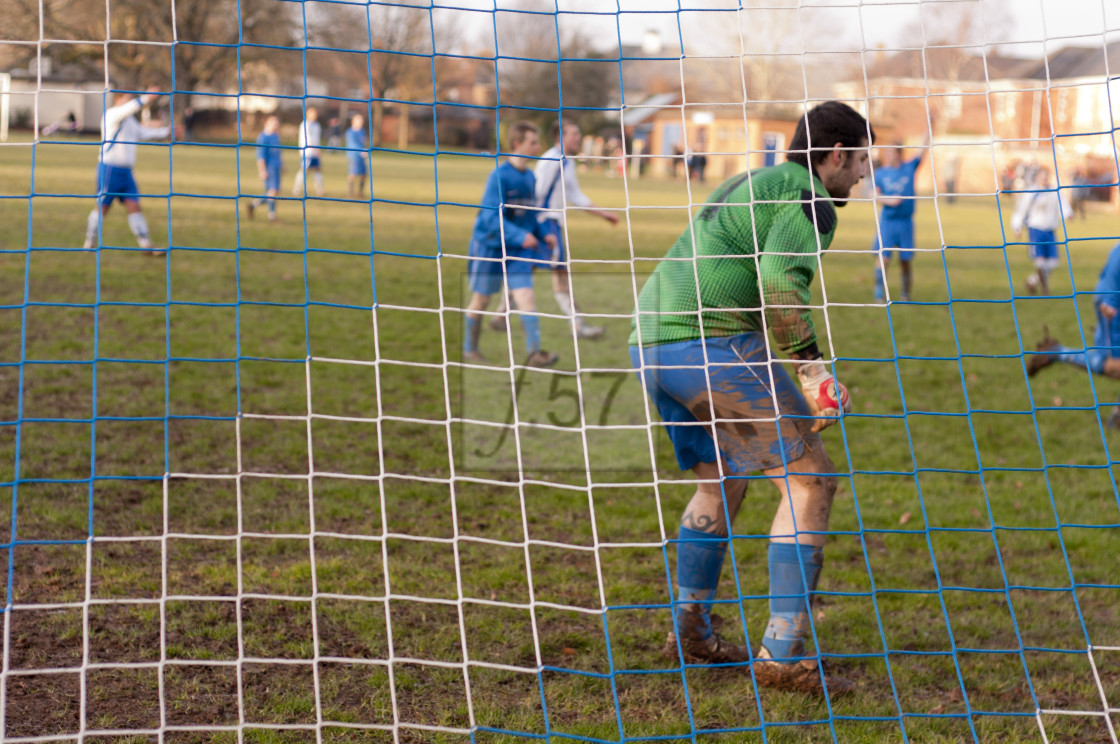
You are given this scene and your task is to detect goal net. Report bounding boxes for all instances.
[2,0,1119,741]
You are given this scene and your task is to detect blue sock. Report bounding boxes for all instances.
[873,267,885,300]
[464,316,481,353]
[761,542,822,662]
[1055,346,1088,370]
[674,526,727,641]
[519,314,541,353]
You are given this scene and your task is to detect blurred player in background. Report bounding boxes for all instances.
[463,121,559,368]
[1011,167,1072,296]
[292,106,325,197]
[247,115,283,222]
[491,119,619,339]
[870,129,930,302]
[629,101,873,698]
[83,85,174,256]
[1028,239,1120,426]
[346,114,369,198]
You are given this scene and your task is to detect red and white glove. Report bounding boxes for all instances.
[796,360,851,433]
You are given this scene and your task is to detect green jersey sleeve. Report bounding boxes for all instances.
[758,197,836,354]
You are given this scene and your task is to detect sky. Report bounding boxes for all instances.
[435,0,1120,57]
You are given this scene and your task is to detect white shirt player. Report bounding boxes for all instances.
[298,119,322,160]
[1011,187,1072,233]
[99,97,172,168]
[535,144,593,221]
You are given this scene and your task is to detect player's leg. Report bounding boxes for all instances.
[465,246,506,362]
[666,333,849,693]
[463,289,492,363]
[896,221,916,301]
[873,253,891,303]
[311,160,324,196]
[292,158,306,195]
[1028,310,1115,377]
[85,164,117,249]
[552,267,603,339]
[760,441,836,651]
[509,278,557,368]
[123,199,159,255]
[543,219,603,339]
[627,339,750,663]
[84,203,112,250]
[672,458,749,656]
[871,228,889,302]
[1038,236,1059,296]
[752,439,851,695]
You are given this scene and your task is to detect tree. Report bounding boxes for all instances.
[679,1,849,112]
[0,0,299,108]
[491,1,617,134]
[308,1,461,147]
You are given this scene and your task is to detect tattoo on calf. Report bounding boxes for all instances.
[681,511,726,536]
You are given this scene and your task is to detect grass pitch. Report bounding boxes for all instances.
[0,134,1118,742]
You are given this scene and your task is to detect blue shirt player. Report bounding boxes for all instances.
[463,121,559,368]
[247,115,283,222]
[871,133,929,302]
[345,114,369,198]
[1028,240,1120,427]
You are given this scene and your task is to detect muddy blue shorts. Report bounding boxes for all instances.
[629,333,816,473]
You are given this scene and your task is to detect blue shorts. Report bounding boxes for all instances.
[97,164,139,206]
[873,217,915,261]
[1028,228,1060,267]
[303,156,321,170]
[263,167,281,192]
[538,218,567,268]
[468,241,535,296]
[348,157,366,177]
[629,333,817,473]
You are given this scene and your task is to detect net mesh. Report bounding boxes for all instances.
[1,0,1119,741]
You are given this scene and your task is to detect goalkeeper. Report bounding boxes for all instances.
[628,101,873,697]
[1027,239,1120,427]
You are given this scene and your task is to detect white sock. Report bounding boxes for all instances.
[85,209,101,242]
[554,291,574,317]
[313,171,324,192]
[554,291,582,329]
[127,211,149,240]
[293,169,305,194]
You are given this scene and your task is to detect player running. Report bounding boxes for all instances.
[491,119,619,339]
[83,85,174,256]
[629,101,873,697]
[463,121,559,368]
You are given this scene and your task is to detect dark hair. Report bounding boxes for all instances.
[507,120,539,149]
[787,101,874,170]
[549,118,578,143]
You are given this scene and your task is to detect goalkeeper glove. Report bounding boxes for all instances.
[796,359,851,433]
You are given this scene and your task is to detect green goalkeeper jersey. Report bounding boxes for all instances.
[629,160,837,353]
